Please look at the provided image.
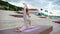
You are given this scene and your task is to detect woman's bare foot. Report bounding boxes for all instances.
[16,27,22,32]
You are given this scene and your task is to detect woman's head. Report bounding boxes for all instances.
[26,8,29,15]
[26,8,28,12]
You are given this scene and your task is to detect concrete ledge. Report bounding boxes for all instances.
[10,15,23,18]
[52,21,60,24]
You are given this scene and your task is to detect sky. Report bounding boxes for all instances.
[3,0,60,11]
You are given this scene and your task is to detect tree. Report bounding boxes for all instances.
[0,0,23,11]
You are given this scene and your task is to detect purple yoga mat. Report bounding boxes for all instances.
[22,26,40,32]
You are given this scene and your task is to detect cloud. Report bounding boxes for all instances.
[50,0,60,10]
[23,0,49,9]
[3,0,60,10]
[53,0,60,5]
[5,0,20,3]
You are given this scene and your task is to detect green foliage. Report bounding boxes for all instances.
[0,0,23,11]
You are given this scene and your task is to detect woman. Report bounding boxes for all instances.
[23,3,31,29]
[17,3,31,32]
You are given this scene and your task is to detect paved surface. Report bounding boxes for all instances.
[0,10,60,34]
